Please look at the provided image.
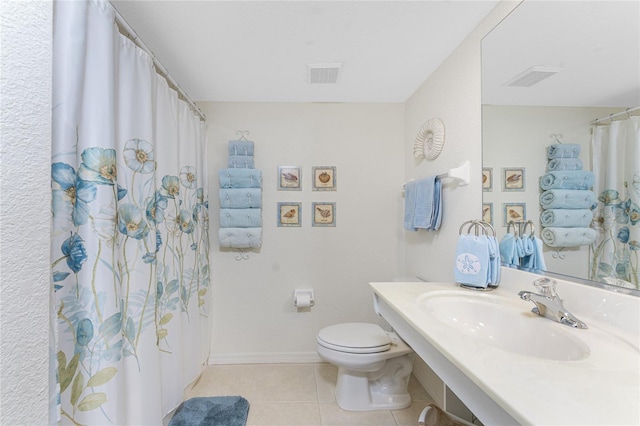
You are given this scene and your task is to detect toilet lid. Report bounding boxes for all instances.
[317,323,391,354]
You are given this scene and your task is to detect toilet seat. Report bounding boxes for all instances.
[317,323,391,354]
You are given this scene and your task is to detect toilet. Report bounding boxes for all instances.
[316,322,413,411]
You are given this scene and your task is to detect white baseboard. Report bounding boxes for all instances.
[208,351,323,365]
[412,356,445,407]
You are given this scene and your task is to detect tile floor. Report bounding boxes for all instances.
[187,363,436,426]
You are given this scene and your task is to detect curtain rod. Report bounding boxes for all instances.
[590,106,640,125]
[113,8,207,122]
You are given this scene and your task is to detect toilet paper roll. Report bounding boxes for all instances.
[295,293,312,308]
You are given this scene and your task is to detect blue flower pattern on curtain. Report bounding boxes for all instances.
[52,141,210,421]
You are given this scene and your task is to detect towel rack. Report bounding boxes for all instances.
[507,220,535,237]
[402,160,470,190]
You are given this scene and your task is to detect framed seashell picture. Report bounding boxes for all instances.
[482,167,493,191]
[277,202,301,227]
[312,202,336,227]
[503,202,526,226]
[278,166,302,191]
[312,166,336,191]
[501,167,525,192]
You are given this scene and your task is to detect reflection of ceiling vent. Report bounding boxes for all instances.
[308,63,342,84]
[504,66,563,87]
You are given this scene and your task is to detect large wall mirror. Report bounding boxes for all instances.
[482,1,640,292]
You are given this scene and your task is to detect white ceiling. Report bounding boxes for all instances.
[482,0,640,107]
[111,1,500,103]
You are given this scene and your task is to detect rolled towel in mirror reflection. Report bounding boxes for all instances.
[539,189,596,209]
[547,143,581,159]
[539,171,594,190]
[540,227,596,247]
[546,158,583,171]
[540,209,593,228]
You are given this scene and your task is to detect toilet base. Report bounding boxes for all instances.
[334,354,412,411]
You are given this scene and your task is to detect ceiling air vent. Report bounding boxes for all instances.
[308,63,342,84]
[504,66,563,87]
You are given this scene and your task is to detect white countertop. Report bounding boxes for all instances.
[370,274,640,425]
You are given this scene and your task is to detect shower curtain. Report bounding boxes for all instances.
[590,115,640,289]
[51,1,211,424]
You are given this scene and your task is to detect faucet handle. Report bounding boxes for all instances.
[532,277,557,298]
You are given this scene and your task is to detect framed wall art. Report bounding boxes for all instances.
[312,202,336,227]
[503,202,526,226]
[277,202,301,227]
[312,166,336,191]
[278,166,301,191]
[482,167,493,191]
[502,167,525,192]
[482,202,493,225]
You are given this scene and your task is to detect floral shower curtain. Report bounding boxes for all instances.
[51,1,211,424]
[590,115,640,289]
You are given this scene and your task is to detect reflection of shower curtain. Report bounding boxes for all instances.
[590,115,640,289]
[51,1,211,424]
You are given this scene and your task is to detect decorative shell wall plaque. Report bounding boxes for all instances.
[413,118,445,160]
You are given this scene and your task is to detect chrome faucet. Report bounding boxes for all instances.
[518,278,588,329]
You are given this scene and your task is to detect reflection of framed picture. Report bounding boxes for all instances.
[278,166,301,190]
[503,202,526,226]
[312,166,336,191]
[482,168,493,191]
[277,202,301,227]
[482,202,493,225]
[312,202,336,227]
[502,167,525,191]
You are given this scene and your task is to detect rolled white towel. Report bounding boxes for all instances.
[540,227,596,247]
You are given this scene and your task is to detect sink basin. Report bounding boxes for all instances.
[417,291,590,361]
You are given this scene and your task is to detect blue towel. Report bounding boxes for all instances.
[219,208,262,228]
[540,208,593,227]
[228,155,255,169]
[219,188,262,209]
[546,158,583,171]
[454,234,490,288]
[219,169,262,189]
[539,171,594,190]
[521,236,546,273]
[487,235,501,286]
[547,143,581,159]
[540,227,597,247]
[404,176,442,231]
[219,227,262,249]
[228,140,254,156]
[539,189,596,209]
[499,233,518,267]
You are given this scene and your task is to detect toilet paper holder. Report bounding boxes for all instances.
[294,289,315,308]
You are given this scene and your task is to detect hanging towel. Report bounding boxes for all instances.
[499,233,518,267]
[540,227,597,247]
[539,171,594,190]
[219,208,262,228]
[219,227,262,249]
[546,158,583,171]
[219,169,262,189]
[228,155,255,169]
[219,188,262,209]
[228,140,254,156]
[454,234,491,288]
[540,208,593,227]
[547,143,581,159]
[521,236,547,273]
[487,235,501,286]
[403,176,442,231]
[539,189,596,209]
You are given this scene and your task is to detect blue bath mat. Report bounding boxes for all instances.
[169,396,250,426]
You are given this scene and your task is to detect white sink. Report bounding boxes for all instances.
[416,290,590,361]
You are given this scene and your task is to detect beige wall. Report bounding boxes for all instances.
[0,1,53,424]
[402,1,521,281]
[201,102,404,362]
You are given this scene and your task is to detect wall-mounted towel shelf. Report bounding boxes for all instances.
[402,160,470,191]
